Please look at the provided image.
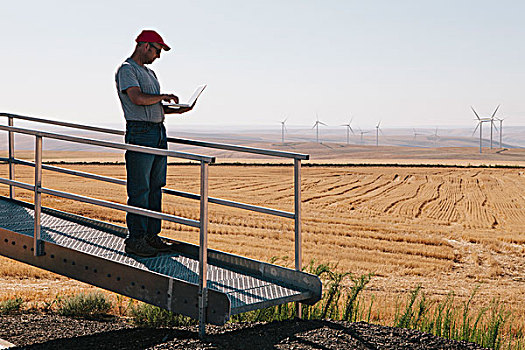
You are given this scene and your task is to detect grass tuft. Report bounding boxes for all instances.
[342,273,372,322]
[57,292,112,317]
[390,285,525,349]
[0,297,24,314]
[129,302,196,327]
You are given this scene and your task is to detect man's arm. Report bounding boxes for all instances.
[126,86,179,106]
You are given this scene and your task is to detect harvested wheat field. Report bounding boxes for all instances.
[1,161,525,328]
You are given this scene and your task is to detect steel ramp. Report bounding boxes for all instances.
[0,196,321,325]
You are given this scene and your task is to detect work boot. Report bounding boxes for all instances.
[124,237,157,257]
[145,235,173,252]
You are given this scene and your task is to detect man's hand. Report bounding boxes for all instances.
[162,94,179,104]
[126,87,179,106]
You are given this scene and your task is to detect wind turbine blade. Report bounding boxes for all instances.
[472,122,480,136]
[349,126,354,134]
[491,104,501,119]
[471,106,481,120]
[319,121,328,126]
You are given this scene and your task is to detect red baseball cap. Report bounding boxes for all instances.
[135,30,171,51]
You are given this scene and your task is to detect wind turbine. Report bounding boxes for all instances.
[471,106,490,154]
[358,129,369,145]
[413,128,425,141]
[471,106,499,153]
[375,121,383,147]
[280,117,287,143]
[341,117,354,145]
[431,127,440,147]
[312,114,327,143]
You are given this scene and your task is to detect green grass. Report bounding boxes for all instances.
[0,297,24,314]
[228,260,525,350]
[391,285,520,349]
[129,302,196,327]
[56,292,112,317]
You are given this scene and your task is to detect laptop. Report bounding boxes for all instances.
[163,84,207,108]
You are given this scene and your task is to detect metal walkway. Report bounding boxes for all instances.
[0,113,321,335]
[0,197,320,325]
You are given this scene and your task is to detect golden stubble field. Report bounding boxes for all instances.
[1,159,525,325]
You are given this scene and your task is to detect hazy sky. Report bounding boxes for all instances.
[2,0,524,130]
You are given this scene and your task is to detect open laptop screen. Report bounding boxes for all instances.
[163,84,207,108]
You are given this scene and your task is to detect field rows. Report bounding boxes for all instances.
[2,165,525,259]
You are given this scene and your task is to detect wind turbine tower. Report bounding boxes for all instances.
[358,129,369,145]
[312,114,327,143]
[375,121,382,147]
[489,105,500,149]
[280,117,287,143]
[341,118,354,145]
[496,117,504,148]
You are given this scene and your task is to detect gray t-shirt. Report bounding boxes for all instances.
[115,58,165,123]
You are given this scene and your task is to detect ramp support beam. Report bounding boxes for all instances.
[8,117,14,199]
[198,161,209,337]
[33,135,43,256]
[294,158,302,319]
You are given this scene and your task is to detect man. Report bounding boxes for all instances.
[115,30,192,257]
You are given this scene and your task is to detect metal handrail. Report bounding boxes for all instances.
[1,157,296,219]
[0,112,309,160]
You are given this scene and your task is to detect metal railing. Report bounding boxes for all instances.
[0,112,309,336]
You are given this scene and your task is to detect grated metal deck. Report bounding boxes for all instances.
[0,197,321,324]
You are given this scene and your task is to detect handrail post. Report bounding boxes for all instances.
[8,117,15,199]
[198,161,209,338]
[34,135,43,256]
[294,158,302,318]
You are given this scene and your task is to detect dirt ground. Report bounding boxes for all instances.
[0,312,485,349]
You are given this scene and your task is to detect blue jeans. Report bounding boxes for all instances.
[125,121,167,239]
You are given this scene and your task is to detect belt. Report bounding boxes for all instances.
[126,120,164,126]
